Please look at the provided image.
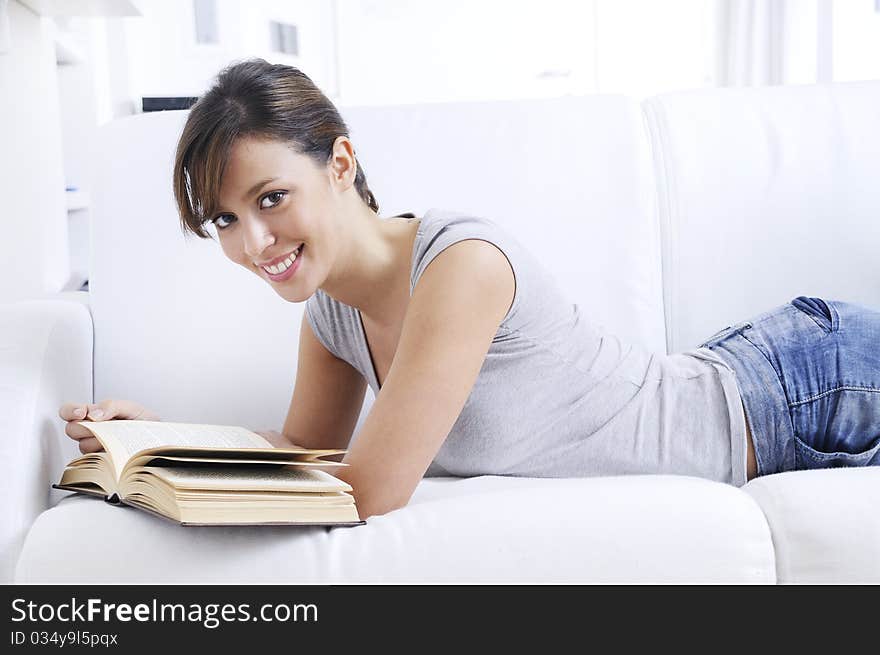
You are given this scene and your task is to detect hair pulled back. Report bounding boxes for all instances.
[173,58,378,238]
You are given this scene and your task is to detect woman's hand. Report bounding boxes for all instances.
[59,399,161,454]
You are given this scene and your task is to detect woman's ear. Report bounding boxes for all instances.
[328,136,358,190]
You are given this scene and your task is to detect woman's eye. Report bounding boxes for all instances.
[260,191,286,210]
[212,214,235,230]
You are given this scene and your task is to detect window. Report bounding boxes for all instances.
[193,0,218,45]
[269,20,298,56]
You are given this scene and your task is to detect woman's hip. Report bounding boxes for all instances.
[699,296,880,475]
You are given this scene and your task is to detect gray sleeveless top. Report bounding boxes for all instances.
[305,208,748,486]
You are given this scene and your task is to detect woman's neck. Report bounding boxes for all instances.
[319,207,420,324]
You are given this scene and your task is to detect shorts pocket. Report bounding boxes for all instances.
[794,434,880,470]
[791,296,839,333]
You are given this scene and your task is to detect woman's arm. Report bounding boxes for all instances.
[277,311,368,450]
[335,239,516,520]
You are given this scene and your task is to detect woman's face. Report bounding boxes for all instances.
[209,136,342,302]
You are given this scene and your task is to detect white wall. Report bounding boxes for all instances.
[123,0,337,101]
[336,0,598,105]
[0,1,69,303]
[102,1,880,114]
[334,0,719,106]
[833,0,880,82]
[781,0,822,84]
[114,0,720,107]
[593,0,715,97]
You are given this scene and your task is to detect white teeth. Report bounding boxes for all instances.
[262,246,301,276]
[266,258,290,275]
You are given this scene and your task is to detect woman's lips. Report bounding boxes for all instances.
[263,246,303,282]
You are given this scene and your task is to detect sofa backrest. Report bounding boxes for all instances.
[343,95,665,351]
[88,95,663,429]
[644,80,880,353]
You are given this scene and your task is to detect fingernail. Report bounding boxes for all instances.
[90,409,104,419]
[73,408,85,418]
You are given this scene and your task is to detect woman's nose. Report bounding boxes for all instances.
[242,218,276,260]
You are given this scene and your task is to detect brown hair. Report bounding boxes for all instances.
[173,58,379,239]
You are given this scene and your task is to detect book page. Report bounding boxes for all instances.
[131,454,346,468]
[142,465,353,493]
[77,421,272,479]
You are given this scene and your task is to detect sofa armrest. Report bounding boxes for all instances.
[0,294,93,582]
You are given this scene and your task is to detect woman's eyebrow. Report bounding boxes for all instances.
[214,177,280,216]
[243,177,279,200]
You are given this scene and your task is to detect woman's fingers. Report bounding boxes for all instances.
[58,402,88,422]
[60,398,161,456]
[61,402,99,440]
[65,420,96,441]
[86,398,146,421]
[78,437,103,454]
[60,398,160,424]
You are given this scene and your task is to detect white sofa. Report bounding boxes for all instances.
[3,80,879,584]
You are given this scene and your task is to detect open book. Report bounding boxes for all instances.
[53,420,364,526]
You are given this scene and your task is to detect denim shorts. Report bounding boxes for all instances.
[699,296,880,477]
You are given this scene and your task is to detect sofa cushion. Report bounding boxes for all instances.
[15,475,774,584]
[743,467,880,583]
[0,297,92,583]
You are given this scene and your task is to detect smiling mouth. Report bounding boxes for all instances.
[260,245,303,282]
[259,245,302,275]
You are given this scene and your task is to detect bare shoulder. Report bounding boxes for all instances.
[413,238,516,322]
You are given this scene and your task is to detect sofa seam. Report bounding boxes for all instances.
[634,101,669,356]
[741,483,787,584]
[741,486,782,583]
[642,98,678,357]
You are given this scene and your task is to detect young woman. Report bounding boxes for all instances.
[59,59,880,520]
